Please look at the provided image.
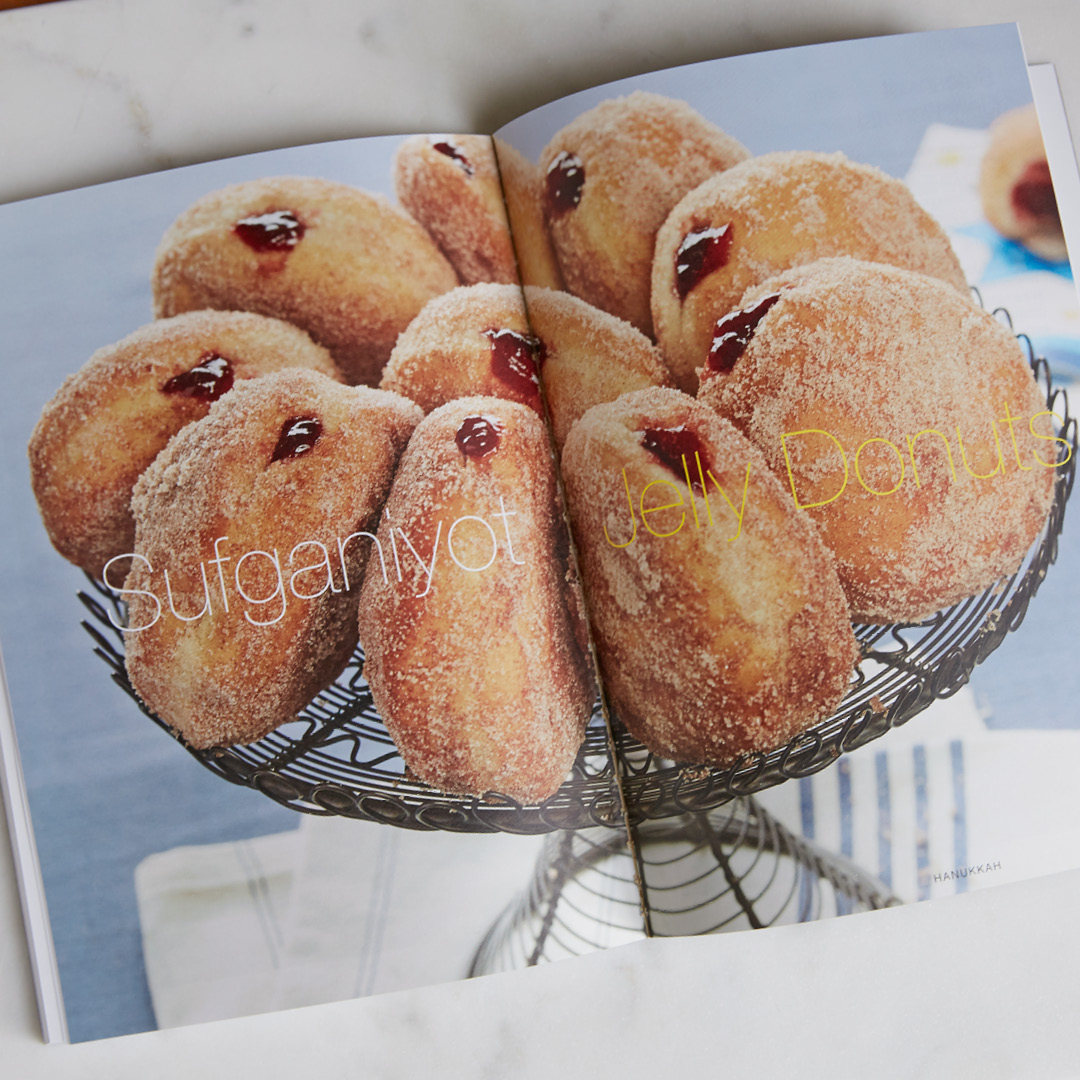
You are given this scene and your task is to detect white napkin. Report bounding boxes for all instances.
[135,816,544,1029]
[134,828,300,1028]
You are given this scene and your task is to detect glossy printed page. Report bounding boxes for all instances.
[3,21,1079,1046]
[0,130,645,1043]
[495,24,1080,932]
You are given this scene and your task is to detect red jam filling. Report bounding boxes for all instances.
[675,224,733,300]
[545,151,585,218]
[640,425,709,493]
[706,293,781,375]
[456,415,502,459]
[234,209,306,252]
[161,353,234,403]
[1011,160,1060,224]
[484,328,545,408]
[431,138,474,177]
[271,416,322,462]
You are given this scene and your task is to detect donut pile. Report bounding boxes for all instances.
[27,93,1061,800]
[499,91,1057,767]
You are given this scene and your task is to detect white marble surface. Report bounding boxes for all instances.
[5,0,1080,1075]
[2,0,1080,205]
[5,834,1080,1078]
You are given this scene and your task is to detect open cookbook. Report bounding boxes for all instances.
[2,21,1079,1044]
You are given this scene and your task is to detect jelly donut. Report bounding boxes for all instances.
[697,258,1058,622]
[540,92,749,336]
[493,138,564,290]
[357,397,595,802]
[151,176,459,386]
[28,311,338,581]
[123,368,421,748]
[561,387,856,765]
[523,287,673,449]
[651,151,969,392]
[980,105,1066,262]
[381,284,673,445]
[394,134,519,285]
[380,284,539,414]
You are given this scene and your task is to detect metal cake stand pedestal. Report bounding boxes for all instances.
[79,323,1075,971]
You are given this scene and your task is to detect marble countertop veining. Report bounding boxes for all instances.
[2,0,1080,205]
[4,1,1080,1077]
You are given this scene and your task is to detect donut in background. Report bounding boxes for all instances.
[28,310,338,581]
[493,137,564,290]
[651,151,968,392]
[980,104,1067,262]
[540,91,749,337]
[152,176,459,387]
[395,134,520,285]
[697,258,1057,622]
[380,283,539,414]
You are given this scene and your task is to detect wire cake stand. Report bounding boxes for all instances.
[78,318,1075,959]
[80,326,1077,833]
[469,797,900,973]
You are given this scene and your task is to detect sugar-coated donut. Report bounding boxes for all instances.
[380,284,538,413]
[152,176,459,386]
[493,138,564,290]
[652,151,969,392]
[980,104,1067,262]
[394,134,519,285]
[357,396,595,802]
[523,287,672,449]
[123,368,421,748]
[561,387,856,765]
[380,284,673,447]
[540,92,749,336]
[697,258,1058,622]
[28,311,338,581]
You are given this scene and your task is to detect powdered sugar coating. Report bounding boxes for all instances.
[394,134,519,286]
[652,151,969,392]
[540,92,749,336]
[358,396,595,802]
[523,287,673,448]
[28,310,337,581]
[151,176,459,387]
[493,138,564,290]
[381,284,534,412]
[697,258,1057,621]
[562,387,856,764]
[124,368,422,748]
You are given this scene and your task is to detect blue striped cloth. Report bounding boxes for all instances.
[757,689,1080,906]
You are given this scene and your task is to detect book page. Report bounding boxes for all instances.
[0,130,645,1043]
[3,21,1078,1046]
[495,23,1080,930]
